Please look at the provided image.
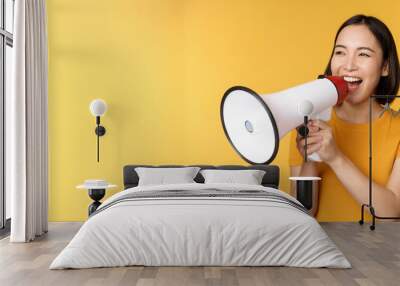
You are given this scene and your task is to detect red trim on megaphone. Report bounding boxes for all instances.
[324,76,348,105]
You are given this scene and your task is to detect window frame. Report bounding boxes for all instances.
[0,0,14,232]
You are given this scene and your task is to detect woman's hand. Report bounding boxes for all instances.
[310,119,343,165]
[296,123,322,159]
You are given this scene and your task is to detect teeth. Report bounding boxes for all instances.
[344,76,362,83]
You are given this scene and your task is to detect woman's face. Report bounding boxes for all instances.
[330,24,388,104]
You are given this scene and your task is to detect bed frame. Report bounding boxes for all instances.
[123,164,279,189]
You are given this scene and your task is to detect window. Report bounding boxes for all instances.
[0,0,14,233]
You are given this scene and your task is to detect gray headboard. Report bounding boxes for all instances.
[123,165,280,189]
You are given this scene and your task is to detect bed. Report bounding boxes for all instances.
[50,165,350,269]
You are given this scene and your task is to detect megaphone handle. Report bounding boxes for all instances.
[304,116,308,162]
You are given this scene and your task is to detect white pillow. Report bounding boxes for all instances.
[135,167,201,186]
[200,169,266,185]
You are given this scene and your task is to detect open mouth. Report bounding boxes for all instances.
[343,76,363,91]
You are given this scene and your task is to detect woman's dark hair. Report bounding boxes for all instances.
[324,14,400,104]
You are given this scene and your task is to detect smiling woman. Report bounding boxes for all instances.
[289,14,400,221]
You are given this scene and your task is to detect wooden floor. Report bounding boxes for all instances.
[0,222,399,286]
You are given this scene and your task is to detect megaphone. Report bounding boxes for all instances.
[220,75,348,164]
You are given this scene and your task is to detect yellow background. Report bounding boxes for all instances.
[47,0,400,221]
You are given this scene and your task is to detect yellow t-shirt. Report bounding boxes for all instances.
[289,108,400,221]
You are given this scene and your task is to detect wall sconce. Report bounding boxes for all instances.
[89,99,107,162]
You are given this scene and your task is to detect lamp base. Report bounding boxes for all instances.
[88,189,105,216]
[296,180,313,210]
[95,126,106,136]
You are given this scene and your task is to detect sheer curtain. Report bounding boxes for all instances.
[7,0,48,242]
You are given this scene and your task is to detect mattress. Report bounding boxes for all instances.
[50,183,350,269]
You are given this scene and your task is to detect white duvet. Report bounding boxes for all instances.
[50,183,351,269]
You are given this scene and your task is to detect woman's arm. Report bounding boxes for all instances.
[329,153,400,217]
[313,119,400,217]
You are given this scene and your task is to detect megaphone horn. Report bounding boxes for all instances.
[220,75,348,164]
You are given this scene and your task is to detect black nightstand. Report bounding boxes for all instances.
[77,182,117,216]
